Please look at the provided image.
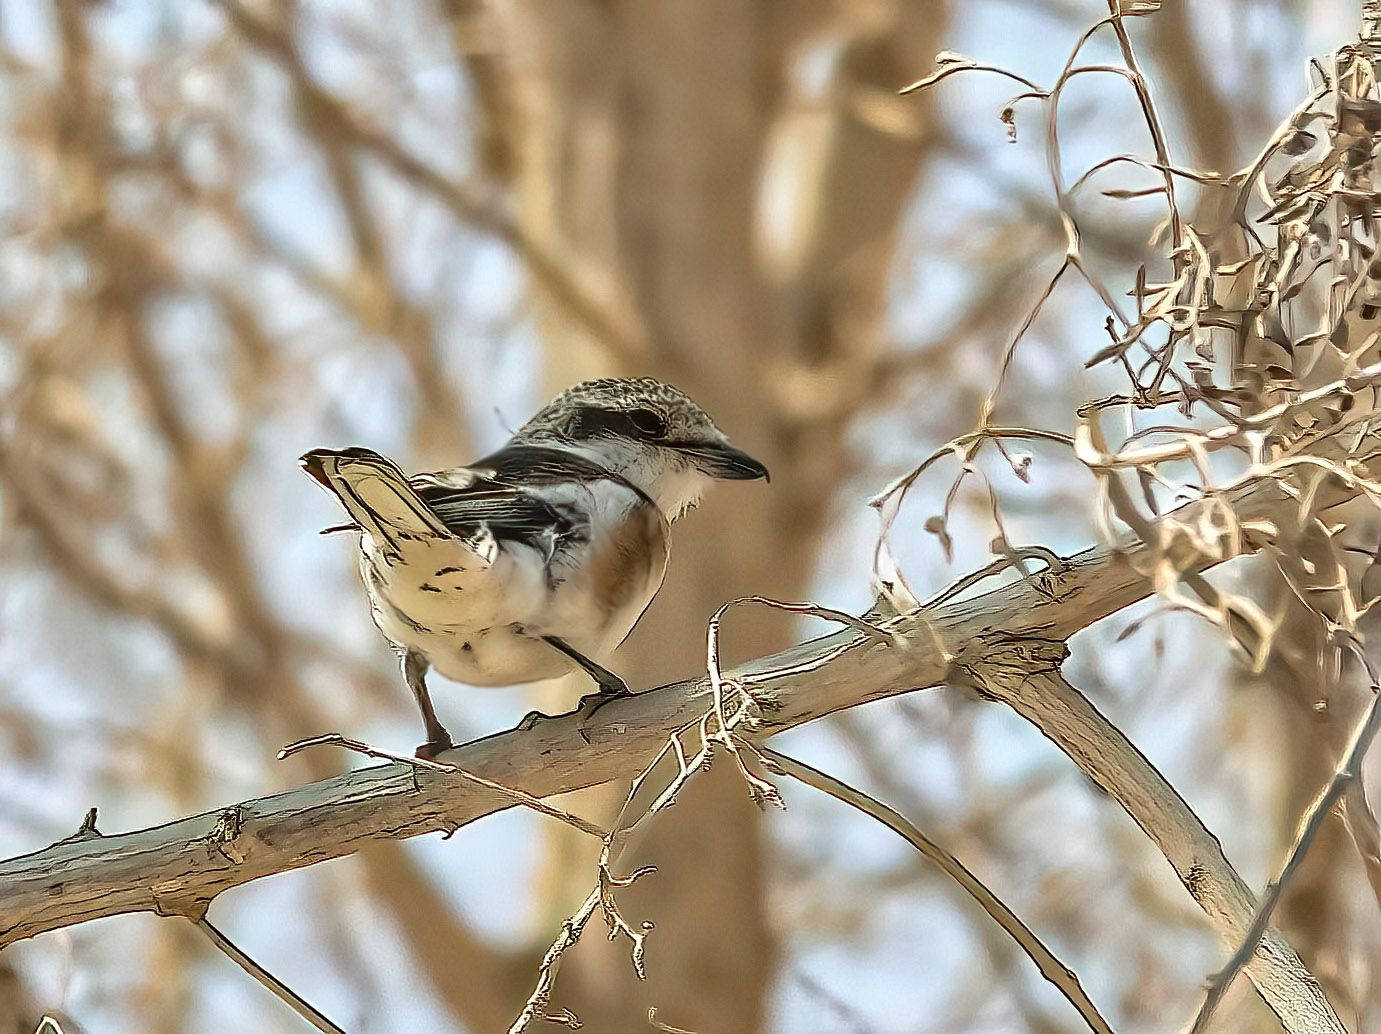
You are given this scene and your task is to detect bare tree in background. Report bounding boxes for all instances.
[2,2,1381,1034]
[462,4,946,1027]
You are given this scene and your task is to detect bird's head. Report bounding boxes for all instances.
[519,377,769,519]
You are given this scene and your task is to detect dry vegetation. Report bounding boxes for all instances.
[3,1,1381,1032]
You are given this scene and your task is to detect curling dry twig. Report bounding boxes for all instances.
[506,889,602,1034]
[511,595,897,1030]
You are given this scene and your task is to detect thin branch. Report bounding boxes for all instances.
[505,889,602,1034]
[1105,0,1184,255]
[279,733,609,840]
[506,717,708,1033]
[1186,681,1381,1034]
[899,54,1044,95]
[1342,779,1381,911]
[760,746,1115,1034]
[195,916,345,1034]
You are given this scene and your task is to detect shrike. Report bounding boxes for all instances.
[301,377,769,758]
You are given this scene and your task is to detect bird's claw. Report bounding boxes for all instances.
[415,735,455,761]
[575,684,634,743]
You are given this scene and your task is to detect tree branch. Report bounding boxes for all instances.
[195,917,345,1034]
[962,654,1343,1034]
[761,745,1115,1034]
[0,448,1369,1031]
[1187,679,1381,1033]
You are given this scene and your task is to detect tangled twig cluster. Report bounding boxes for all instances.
[521,2,1381,1030]
[874,3,1381,1031]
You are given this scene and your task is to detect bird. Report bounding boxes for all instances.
[300,377,769,758]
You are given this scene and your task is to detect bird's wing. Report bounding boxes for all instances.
[411,476,569,544]
[409,445,615,550]
[465,443,629,486]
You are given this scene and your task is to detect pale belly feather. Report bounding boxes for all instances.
[358,486,669,689]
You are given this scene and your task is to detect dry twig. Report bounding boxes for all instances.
[761,746,1115,1034]
[194,916,344,1034]
[1187,676,1381,1033]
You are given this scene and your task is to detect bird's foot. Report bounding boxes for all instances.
[414,734,455,761]
[576,680,635,743]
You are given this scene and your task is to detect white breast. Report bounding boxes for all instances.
[542,480,670,654]
[357,475,668,689]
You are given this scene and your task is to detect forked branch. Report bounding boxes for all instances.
[0,444,1371,1033]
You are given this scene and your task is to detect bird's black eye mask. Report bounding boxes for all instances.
[569,405,669,441]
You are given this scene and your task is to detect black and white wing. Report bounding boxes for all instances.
[409,444,615,560]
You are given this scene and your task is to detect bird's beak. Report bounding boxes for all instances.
[680,441,770,482]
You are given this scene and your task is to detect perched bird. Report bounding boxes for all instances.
[301,377,769,758]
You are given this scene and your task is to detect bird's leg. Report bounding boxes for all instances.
[542,635,633,729]
[402,650,455,760]
[543,635,631,698]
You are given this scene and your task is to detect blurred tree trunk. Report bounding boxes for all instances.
[464,1,948,1028]
[0,959,38,1034]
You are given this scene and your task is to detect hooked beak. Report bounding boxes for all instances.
[678,441,770,482]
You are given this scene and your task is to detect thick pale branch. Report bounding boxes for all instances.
[761,745,1115,1034]
[1188,681,1381,1032]
[964,655,1344,1034]
[0,456,1367,1031]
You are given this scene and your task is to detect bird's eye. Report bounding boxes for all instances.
[568,404,669,441]
[627,408,668,438]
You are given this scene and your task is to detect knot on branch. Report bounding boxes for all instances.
[205,806,250,864]
[58,808,102,845]
[955,634,1069,695]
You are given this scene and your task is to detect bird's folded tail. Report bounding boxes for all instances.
[300,447,451,547]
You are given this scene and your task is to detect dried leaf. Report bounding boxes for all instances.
[924,515,954,562]
[1103,186,1166,200]
[1001,105,1018,143]
[1008,451,1033,482]
[1281,129,1318,156]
